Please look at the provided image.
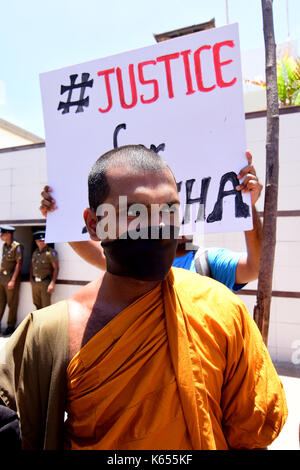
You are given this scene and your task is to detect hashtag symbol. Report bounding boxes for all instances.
[57,73,94,114]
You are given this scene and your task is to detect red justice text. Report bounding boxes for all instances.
[97,40,237,113]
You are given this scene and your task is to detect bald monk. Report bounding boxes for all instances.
[0,145,287,450]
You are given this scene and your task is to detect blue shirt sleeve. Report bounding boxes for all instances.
[172,251,196,272]
[207,247,247,291]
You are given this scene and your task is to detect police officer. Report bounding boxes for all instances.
[30,230,59,310]
[0,226,23,336]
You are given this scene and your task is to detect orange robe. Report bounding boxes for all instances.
[64,268,287,450]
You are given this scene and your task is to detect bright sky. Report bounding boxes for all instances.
[0,0,299,138]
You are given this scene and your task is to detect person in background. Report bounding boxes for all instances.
[30,230,59,310]
[0,226,23,336]
[40,150,263,292]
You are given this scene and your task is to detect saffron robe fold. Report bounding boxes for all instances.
[64,268,287,450]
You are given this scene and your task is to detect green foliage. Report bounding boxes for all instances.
[246,54,300,107]
[277,55,300,106]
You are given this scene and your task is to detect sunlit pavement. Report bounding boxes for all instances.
[0,336,299,450]
[268,364,300,450]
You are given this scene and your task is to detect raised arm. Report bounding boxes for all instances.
[69,240,106,270]
[235,151,263,284]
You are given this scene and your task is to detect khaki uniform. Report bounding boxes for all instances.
[0,241,23,328]
[31,245,58,310]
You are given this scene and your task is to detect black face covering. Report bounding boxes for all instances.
[101,225,179,281]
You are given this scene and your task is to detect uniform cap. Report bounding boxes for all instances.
[33,230,46,241]
[0,225,15,234]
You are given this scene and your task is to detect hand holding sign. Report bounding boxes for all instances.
[236,150,263,205]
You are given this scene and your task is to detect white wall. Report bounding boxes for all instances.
[0,145,47,220]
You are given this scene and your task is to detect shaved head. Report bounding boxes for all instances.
[88,145,175,211]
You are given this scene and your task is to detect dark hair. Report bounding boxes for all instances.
[88,144,175,211]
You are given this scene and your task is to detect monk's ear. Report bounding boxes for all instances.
[83,208,100,241]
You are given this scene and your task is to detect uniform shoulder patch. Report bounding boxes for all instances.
[46,248,57,259]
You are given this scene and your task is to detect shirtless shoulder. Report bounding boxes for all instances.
[67,273,123,362]
[67,276,104,362]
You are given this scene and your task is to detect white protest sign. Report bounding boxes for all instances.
[40,23,252,243]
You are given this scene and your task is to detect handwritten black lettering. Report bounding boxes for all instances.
[113,123,165,153]
[113,123,127,148]
[185,177,211,222]
[58,73,94,114]
[150,143,166,153]
[206,171,250,223]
